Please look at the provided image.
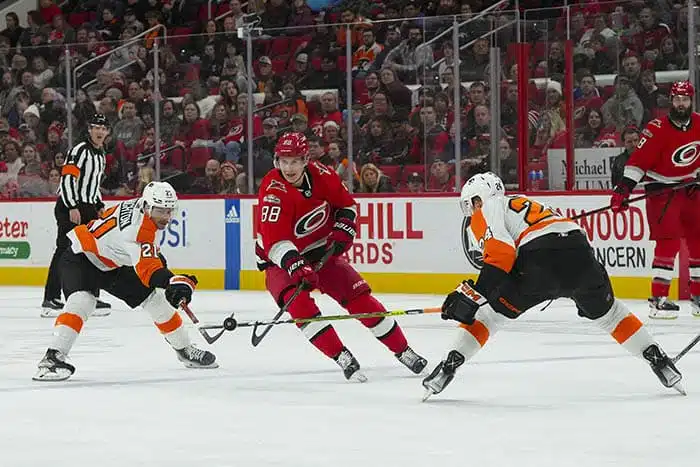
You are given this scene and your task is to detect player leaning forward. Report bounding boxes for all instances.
[422,173,683,399]
[256,132,427,381]
[33,182,217,381]
[612,80,700,319]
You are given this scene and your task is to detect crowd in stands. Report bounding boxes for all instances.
[0,0,692,198]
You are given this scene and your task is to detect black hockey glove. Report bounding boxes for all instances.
[165,274,198,308]
[441,280,488,325]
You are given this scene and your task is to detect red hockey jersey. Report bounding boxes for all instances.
[256,161,355,268]
[623,113,700,185]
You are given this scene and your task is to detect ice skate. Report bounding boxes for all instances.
[395,346,428,375]
[93,299,112,316]
[32,349,75,381]
[691,296,700,318]
[642,344,685,395]
[176,345,218,368]
[334,347,367,382]
[648,297,679,320]
[422,350,465,401]
[40,299,63,318]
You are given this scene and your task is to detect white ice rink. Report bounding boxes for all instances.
[1,287,699,467]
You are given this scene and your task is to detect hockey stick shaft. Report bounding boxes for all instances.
[671,332,700,364]
[198,307,442,342]
[250,245,337,347]
[179,301,225,344]
[570,177,699,220]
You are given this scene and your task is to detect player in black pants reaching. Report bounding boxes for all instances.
[42,114,113,317]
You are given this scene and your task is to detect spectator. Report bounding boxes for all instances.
[358,116,392,165]
[190,158,221,194]
[611,126,640,186]
[384,26,433,84]
[638,69,667,124]
[404,171,425,193]
[370,27,402,72]
[307,55,343,92]
[353,28,383,74]
[288,0,314,34]
[461,37,490,82]
[290,113,311,137]
[1,12,24,48]
[426,158,455,192]
[498,137,518,189]
[276,81,308,126]
[113,100,144,151]
[356,71,380,106]
[358,163,394,193]
[308,136,331,165]
[261,0,290,30]
[574,73,603,127]
[219,161,239,194]
[410,105,450,164]
[654,36,686,71]
[601,75,644,130]
[621,52,643,95]
[632,7,671,59]
[308,92,342,137]
[575,108,617,148]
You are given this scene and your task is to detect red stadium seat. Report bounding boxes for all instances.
[271,58,287,74]
[269,37,291,59]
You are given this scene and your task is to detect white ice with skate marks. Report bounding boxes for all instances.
[1,287,699,467]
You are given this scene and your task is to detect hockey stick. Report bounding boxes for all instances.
[671,332,700,364]
[249,245,337,347]
[179,301,224,345]
[198,306,442,344]
[570,176,700,221]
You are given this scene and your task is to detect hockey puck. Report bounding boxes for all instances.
[223,316,237,331]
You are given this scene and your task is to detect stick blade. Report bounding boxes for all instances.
[199,327,225,345]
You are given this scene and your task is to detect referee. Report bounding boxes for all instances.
[41,114,113,317]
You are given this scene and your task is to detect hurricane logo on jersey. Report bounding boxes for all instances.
[671,141,700,167]
[294,202,330,238]
[461,216,484,270]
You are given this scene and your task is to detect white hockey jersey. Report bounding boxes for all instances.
[467,195,582,273]
[66,198,164,286]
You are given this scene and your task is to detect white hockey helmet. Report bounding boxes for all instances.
[141,181,178,214]
[459,172,505,217]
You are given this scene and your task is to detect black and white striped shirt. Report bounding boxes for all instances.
[58,140,106,209]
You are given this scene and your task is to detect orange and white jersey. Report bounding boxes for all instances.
[467,195,582,273]
[66,198,164,287]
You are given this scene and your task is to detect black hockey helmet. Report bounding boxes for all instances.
[88,113,109,128]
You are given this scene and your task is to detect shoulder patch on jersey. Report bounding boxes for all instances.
[267,180,287,193]
[648,119,663,128]
[642,128,654,138]
[313,161,332,175]
[263,194,281,204]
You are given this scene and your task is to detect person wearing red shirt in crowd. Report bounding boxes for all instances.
[611,81,700,320]
[427,158,456,192]
[574,73,604,127]
[308,92,343,138]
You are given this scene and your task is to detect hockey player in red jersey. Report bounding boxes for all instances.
[611,80,700,319]
[256,132,427,381]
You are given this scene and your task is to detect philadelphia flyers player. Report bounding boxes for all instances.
[33,182,217,381]
[422,172,683,399]
[256,132,427,382]
[612,80,700,319]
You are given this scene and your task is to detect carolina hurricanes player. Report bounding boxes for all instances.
[611,80,700,319]
[33,182,217,381]
[256,132,427,381]
[423,172,683,399]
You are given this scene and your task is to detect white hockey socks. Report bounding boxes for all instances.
[50,291,96,355]
[142,289,191,350]
[594,299,656,358]
[450,304,506,361]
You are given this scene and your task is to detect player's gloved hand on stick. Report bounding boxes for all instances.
[327,212,357,256]
[611,183,632,213]
[165,274,198,308]
[282,251,319,290]
[441,280,488,325]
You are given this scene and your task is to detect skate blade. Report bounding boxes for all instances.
[91,309,112,317]
[182,361,219,369]
[648,314,679,320]
[40,309,60,318]
[422,388,435,402]
[32,368,72,381]
[349,372,368,383]
[672,382,687,396]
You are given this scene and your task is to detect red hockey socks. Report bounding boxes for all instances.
[345,293,408,354]
[686,238,700,296]
[286,290,344,359]
[651,239,680,297]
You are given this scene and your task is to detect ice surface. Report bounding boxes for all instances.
[1,287,699,467]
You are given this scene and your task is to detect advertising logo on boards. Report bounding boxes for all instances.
[461,216,483,270]
[0,217,31,259]
[157,210,187,248]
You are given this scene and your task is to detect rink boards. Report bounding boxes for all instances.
[0,194,685,298]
